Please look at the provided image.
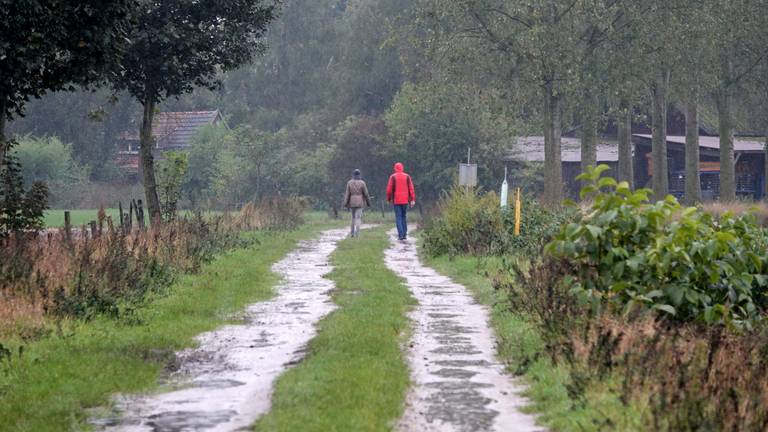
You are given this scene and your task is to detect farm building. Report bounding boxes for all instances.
[632,134,766,200]
[505,134,767,201]
[116,110,224,176]
[505,136,620,198]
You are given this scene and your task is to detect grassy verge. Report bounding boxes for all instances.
[0,218,342,432]
[423,254,647,431]
[254,227,413,431]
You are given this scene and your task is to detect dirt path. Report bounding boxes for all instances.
[94,228,348,432]
[384,233,543,432]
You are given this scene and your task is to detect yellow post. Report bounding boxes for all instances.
[514,187,521,236]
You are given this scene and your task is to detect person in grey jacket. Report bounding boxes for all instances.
[344,169,371,237]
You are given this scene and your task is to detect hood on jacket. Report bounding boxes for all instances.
[393,162,404,173]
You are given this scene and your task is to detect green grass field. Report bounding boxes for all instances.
[0,218,343,432]
[254,227,414,431]
[43,209,228,228]
[424,254,647,431]
[43,209,121,228]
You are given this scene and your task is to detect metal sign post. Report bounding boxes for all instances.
[459,147,477,191]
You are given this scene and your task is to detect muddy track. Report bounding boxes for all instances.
[93,228,348,432]
[384,232,543,432]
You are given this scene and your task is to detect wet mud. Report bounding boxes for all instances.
[385,233,543,432]
[92,228,348,432]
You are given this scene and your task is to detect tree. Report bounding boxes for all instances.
[669,3,712,204]
[10,90,138,181]
[0,0,135,164]
[14,135,89,188]
[327,116,391,201]
[633,1,679,200]
[333,0,409,115]
[0,143,48,236]
[707,0,767,201]
[108,0,277,221]
[385,83,490,201]
[409,0,638,205]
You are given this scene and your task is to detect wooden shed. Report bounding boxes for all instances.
[632,134,766,200]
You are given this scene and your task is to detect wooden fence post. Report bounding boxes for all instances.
[63,211,72,242]
[137,199,146,229]
[118,201,124,228]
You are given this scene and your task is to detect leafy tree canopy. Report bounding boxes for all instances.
[109,0,278,104]
[0,0,135,119]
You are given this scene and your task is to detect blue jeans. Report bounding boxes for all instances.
[394,204,408,239]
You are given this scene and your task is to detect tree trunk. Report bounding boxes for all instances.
[617,101,634,189]
[543,82,563,205]
[651,72,669,201]
[684,99,702,204]
[0,98,7,164]
[716,89,736,202]
[580,93,598,180]
[764,127,768,201]
[139,95,162,223]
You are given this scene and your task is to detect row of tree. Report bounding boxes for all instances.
[6,0,767,210]
[1,0,278,221]
[408,0,768,204]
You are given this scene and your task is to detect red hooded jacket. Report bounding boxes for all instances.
[386,163,416,205]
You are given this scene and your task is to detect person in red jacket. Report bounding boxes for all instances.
[386,162,416,240]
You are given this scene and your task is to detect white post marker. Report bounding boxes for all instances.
[500,166,509,209]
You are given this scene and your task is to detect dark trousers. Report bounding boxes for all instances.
[394,204,408,239]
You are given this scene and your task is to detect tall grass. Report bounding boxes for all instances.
[703,201,768,226]
[0,218,339,431]
[499,256,768,431]
[0,197,308,339]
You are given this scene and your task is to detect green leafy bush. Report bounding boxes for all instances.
[498,197,576,256]
[422,185,570,257]
[1,144,49,236]
[422,185,503,256]
[13,135,89,187]
[157,151,189,221]
[547,165,768,328]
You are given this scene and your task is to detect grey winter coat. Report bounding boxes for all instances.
[344,179,371,209]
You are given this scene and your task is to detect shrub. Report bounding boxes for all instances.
[498,197,576,256]
[0,146,49,236]
[236,196,309,231]
[13,135,89,188]
[422,185,572,257]
[546,165,768,328]
[1,214,246,325]
[157,151,189,221]
[496,258,768,430]
[422,185,503,256]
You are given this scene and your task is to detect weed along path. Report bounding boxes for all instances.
[97,228,348,432]
[385,233,542,432]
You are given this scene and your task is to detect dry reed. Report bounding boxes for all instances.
[0,197,307,338]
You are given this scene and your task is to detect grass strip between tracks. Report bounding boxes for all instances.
[0,219,341,432]
[253,227,414,432]
[423,253,648,431]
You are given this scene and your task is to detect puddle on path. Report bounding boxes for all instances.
[384,233,543,432]
[93,228,348,432]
